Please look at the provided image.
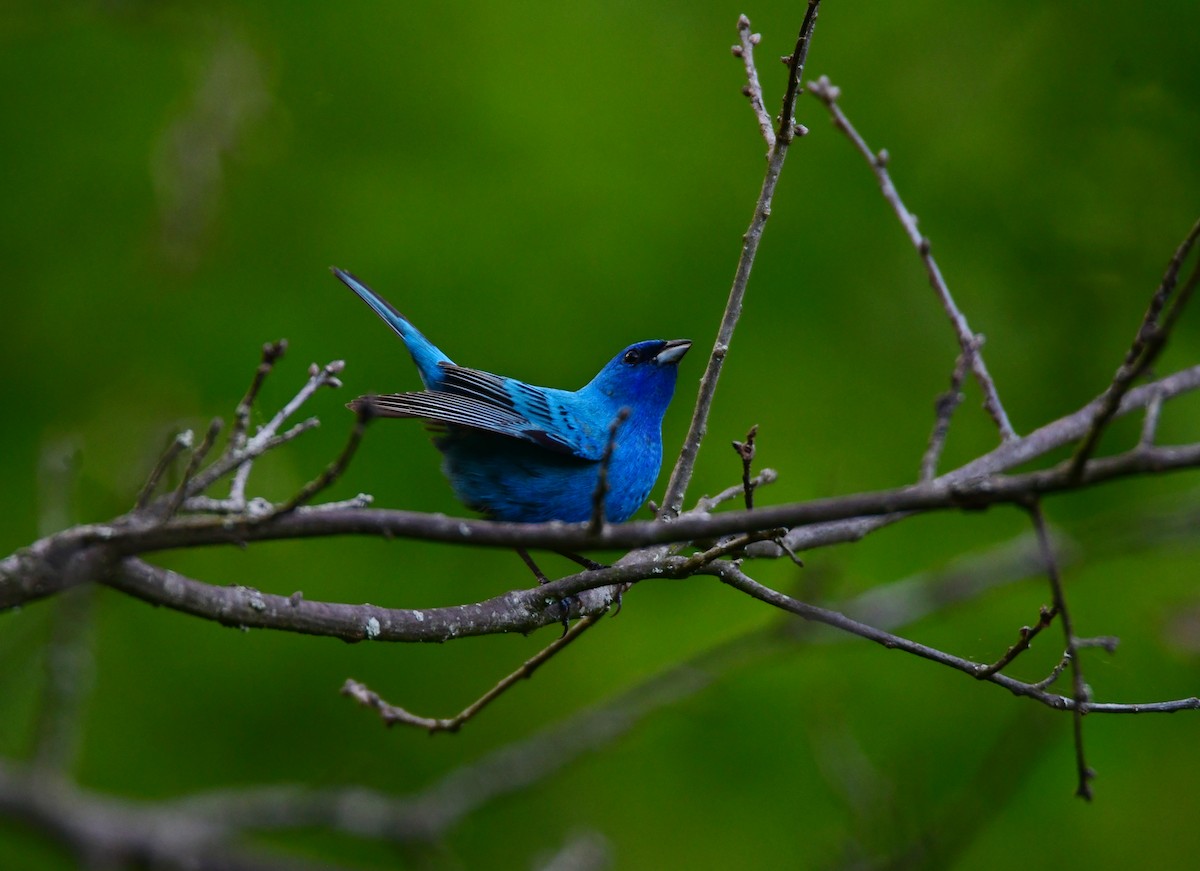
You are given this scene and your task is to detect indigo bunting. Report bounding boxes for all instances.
[333,268,691,525]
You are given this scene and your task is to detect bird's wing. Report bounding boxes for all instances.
[357,363,608,460]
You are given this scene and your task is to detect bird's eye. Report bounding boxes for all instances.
[622,349,640,365]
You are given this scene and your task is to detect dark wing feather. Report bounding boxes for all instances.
[352,367,606,460]
[436,364,606,459]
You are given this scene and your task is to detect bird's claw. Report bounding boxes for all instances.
[610,585,625,618]
[551,594,578,636]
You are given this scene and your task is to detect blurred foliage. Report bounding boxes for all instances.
[2,0,1199,868]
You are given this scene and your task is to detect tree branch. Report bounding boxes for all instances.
[1068,216,1200,479]
[659,2,821,518]
[809,76,1016,440]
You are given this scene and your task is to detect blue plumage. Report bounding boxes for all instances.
[333,268,690,523]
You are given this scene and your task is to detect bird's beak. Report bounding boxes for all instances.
[654,339,692,366]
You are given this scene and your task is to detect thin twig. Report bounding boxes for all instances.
[232,340,288,447]
[108,436,1200,560]
[135,430,193,509]
[163,417,223,519]
[732,16,775,149]
[660,1,821,519]
[230,359,343,501]
[265,402,374,519]
[1069,216,1200,480]
[589,407,631,534]
[8,364,1200,619]
[920,346,972,482]
[808,76,1016,441]
[187,360,342,499]
[1032,652,1073,691]
[343,615,601,733]
[706,560,1200,717]
[973,605,1057,679]
[229,340,289,505]
[678,528,788,573]
[731,425,759,510]
[688,468,778,515]
[1027,500,1093,799]
[1139,386,1165,449]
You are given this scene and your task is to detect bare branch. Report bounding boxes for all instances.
[98,427,1200,561]
[920,346,971,482]
[187,359,343,501]
[229,339,289,505]
[1139,385,1165,449]
[731,424,759,509]
[660,1,822,518]
[6,368,1199,617]
[779,363,1200,555]
[1069,216,1200,479]
[973,605,1057,680]
[135,429,193,509]
[707,560,1199,717]
[164,417,224,519]
[264,402,374,519]
[732,15,775,149]
[343,615,601,733]
[1025,501,1094,799]
[688,467,778,515]
[232,340,288,443]
[808,76,1016,441]
[1032,652,1073,691]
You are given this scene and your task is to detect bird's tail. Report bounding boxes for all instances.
[331,267,453,388]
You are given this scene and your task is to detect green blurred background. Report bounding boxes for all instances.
[2,0,1199,867]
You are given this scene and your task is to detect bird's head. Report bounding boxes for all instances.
[586,339,692,416]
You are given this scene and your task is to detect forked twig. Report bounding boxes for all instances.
[265,400,376,519]
[163,417,223,519]
[688,468,778,516]
[732,16,775,149]
[343,614,601,733]
[974,605,1057,679]
[229,339,289,504]
[1069,217,1200,479]
[135,429,193,509]
[184,358,345,502]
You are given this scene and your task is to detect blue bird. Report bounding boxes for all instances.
[332,268,691,529]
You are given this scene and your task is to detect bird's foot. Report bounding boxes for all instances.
[517,548,575,635]
[550,594,577,637]
[610,584,625,618]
